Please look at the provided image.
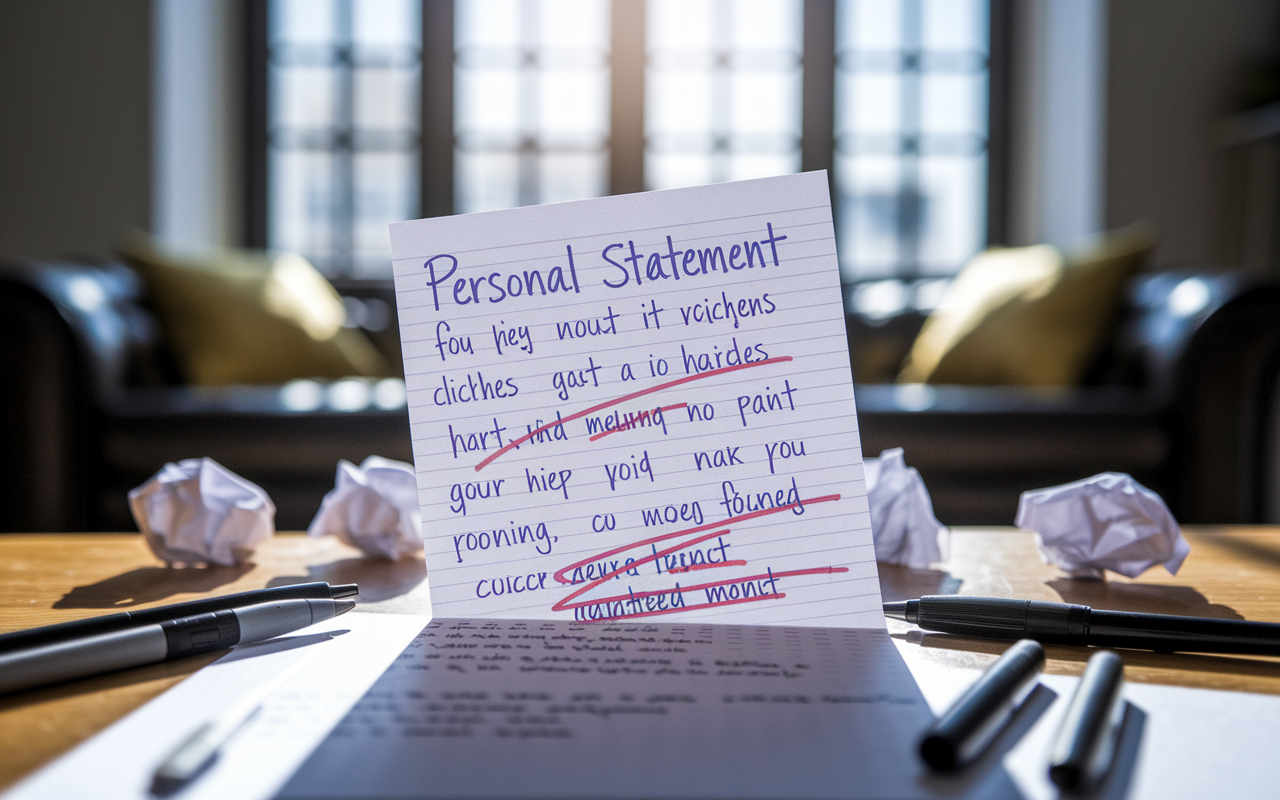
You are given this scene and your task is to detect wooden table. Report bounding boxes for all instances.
[2,527,1279,791]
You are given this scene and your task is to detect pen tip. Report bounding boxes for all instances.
[334,600,356,616]
[883,601,910,622]
[329,583,359,599]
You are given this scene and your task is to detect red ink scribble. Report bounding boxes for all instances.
[552,494,841,585]
[474,356,794,471]
[578,592,787,623]
[573,528,732,592]
[588,402,687,442]
[667,560,749,574]
[553,565,850,614]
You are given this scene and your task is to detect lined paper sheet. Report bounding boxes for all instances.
[390,172,878,626]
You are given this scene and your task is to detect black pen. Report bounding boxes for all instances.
[885,595,1280,655]
[0,598,353,695]
[1048,650,1126,793]
[919,639,1045,770]
[0,582,359,654]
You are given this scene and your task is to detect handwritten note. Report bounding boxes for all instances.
[390,173,877,626]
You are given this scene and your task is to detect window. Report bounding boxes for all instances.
[266,0,421,277]
[835,0,990,313]
[645,0,803,190]
[252,0,995,286]
[454,0,611,213]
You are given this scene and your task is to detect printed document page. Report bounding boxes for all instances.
[276,618,1020,800]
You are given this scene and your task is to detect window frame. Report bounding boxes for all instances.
[243,0,1010,279]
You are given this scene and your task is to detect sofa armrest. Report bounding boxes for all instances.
[0,261,173,530]
[1170,281,1280,522]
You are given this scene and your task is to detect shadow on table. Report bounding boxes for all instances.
[0,650,225,713]
[53,564,253,609]
[1046,578,1243,620]
[267,556,427,603]
[877,563,963,602]
[1082,701,1146,800]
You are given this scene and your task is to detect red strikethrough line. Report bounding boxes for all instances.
[588,402,688,442]
[668,559,749,573]
[473,356,793,471]
[552,493,841,585]
[575,592,787,623]
[552,565,850,614]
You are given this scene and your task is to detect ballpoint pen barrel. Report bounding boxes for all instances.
[1088,609,1280,654]
[0,626,169,695]
[0,599,353,695]
[1048,650,1125,792]
[0,582,353,654]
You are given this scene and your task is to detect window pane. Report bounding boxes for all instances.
[456,0,521,49]
[539,152,607,204]
[921,0,987,53]
[647,153,714,190]
[648,70,713,135]
[540,69,608,139]
[456,151,520,212]
[269,0,420,277]
[646,0,803,190]
[354,151,417,275]
[540,0,610,49]
[273,0,335,46]
[729,71,800,137]
[354,0,418,48]
[917,155,985,275]
[272,150,335,267]
[454,0,611,213]
[273,67,336,130]
[355,66,419,130]
[841,0,902,52]
[920,73,985,137]
[835,0,989,284]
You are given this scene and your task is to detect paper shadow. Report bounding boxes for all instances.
[268,556,426,603]
[53,564,254,609]
[1046,578,1243,620]
[219,630,348,664]
[1066,701,1146,800]
[877,563,963,602]
[922,683,1058,797]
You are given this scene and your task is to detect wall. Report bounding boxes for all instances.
[153,0,244,253]
[0,1,152,262]
[1106,0,1279,269]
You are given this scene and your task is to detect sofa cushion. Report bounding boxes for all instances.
[899,224,1155,386]
[121,237,393,385]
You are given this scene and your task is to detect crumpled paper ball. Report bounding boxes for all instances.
[1016,472,1190,579]
[308,456,423,560]
[865,448,949,568]
[128,457,275,566]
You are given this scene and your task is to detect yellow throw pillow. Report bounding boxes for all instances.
[898,224,1156,386]
[121,236,394,385]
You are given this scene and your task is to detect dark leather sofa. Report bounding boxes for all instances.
[4,260,1280,532]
